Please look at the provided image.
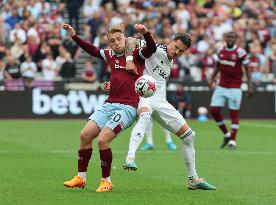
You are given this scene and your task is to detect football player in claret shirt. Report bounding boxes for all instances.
[62,23,156,192]
[208,31,253,149]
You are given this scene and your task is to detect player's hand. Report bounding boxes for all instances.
[126,61,138,75]
[246,86,253,98]
[62,24,76,37]
[134,24,148,34]
[208,79,216,89]
[178,102,186,109]
[102,81,110,90]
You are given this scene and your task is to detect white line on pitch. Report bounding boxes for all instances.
[0,150,275,155]
[241,122,276,129]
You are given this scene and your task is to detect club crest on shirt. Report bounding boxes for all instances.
[114,60,126,69]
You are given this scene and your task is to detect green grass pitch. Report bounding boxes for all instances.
[0,119,276,205]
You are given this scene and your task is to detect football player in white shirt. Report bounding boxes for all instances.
[140,82,177,151]
[123,33,216,190]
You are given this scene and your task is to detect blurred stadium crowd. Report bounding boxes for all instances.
[0,0,275,89]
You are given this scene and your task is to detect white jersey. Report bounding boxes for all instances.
[139,41,173,98]
[137,41,186,134]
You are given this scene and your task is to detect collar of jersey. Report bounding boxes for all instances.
[112,50,125,57]
[225,45,237,51]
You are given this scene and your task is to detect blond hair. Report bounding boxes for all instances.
[107,24,124,36]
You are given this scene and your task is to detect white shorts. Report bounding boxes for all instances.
[138,96,186,134]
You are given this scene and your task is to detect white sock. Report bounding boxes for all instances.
[78,172,87,180]
[163,128,172,143]
[225,132,231,138]
[145,120,154,145]
[127,112,152,160]
[180,128,198,179]
[103,176,111,182]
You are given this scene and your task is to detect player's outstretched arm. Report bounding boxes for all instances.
[62,24,102,59]
[208,62,220,89]
[244,64,253,98]
[135,24,157,58]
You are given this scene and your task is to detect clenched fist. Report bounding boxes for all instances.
[134,24,148,34]
[62,24,76,37]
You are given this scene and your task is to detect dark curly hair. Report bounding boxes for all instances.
[173,33,192,48]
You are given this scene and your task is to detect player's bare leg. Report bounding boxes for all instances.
[176,123,216,190]
[64,120,100,188]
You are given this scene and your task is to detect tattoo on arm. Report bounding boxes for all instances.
[125,37,140,57]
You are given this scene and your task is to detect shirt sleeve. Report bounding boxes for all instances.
[139,32,157,59]
[99,49,108,61]
[72,35,103,59]
[237,47,249,65]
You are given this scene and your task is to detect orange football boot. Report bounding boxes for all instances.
[64,176,86,188]
[95,179,113,192]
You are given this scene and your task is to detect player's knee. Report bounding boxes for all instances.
[97,137,108,149]
[97,137,105,146]
[80,130,90,144]
[139,112,152,123]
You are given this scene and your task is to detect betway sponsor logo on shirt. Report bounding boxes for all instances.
[219,59,236,67]
[32,88,107,115]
